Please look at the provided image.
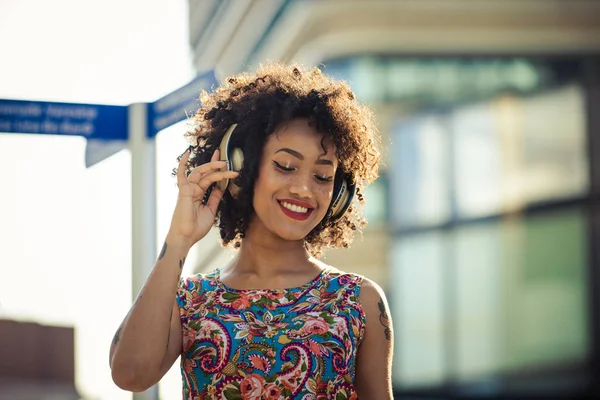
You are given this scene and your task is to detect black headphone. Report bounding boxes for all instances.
[216,124,355,221]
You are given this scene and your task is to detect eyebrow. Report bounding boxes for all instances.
[275,148,334,166]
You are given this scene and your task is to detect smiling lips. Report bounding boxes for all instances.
[278,199,314,221]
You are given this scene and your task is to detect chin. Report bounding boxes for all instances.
[254,209,326,242]
[275,228,312,242]
[270,220,319,242]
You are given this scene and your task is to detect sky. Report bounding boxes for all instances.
[0,1,196,398]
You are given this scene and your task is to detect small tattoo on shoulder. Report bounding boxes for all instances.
[158,242,167,260]
[179,257,185,269]
[378,299,391,341]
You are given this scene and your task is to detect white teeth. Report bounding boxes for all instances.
[281,201,308,214]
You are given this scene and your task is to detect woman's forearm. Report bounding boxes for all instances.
[109,233,190,389]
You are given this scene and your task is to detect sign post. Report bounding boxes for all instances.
[129,102,159,400]
[147,70,217,137]
[0,70,216,400]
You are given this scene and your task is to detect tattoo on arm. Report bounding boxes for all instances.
[158,241,167,260]
[377,299,391,341]
[111,294,143,347]
[159,242,186,270]
[112,325,122,345]
[133,294,143,306]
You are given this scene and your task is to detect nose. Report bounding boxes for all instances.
[289,174,313,199]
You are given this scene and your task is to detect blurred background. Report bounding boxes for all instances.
[1,0,599,399]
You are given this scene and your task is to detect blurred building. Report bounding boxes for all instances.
[186,0,600,398]
[0,319,79,399]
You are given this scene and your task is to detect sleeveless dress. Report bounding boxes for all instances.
[176,268,366,400]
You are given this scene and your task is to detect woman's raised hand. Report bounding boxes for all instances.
[168,148,239,249]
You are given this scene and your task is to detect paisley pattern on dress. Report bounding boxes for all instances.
[176,268,365,400]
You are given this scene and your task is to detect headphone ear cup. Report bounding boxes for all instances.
[230,147,244,172]
[227,147,244,198]
[328,173,356,221]
[216,124,242,192]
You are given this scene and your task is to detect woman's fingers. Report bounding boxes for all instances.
[211,148,220,162]
[187,160,228,184]
[176,149,191,188]
[181,148,234,205]
[205,186,225,214]
[196,170,239,193]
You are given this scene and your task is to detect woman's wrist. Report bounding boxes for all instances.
[162,232,194,258]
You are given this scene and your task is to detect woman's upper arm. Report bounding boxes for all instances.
[157,275,188,380]
[158,298,183,376]
[355,277,394,399]
[128,296,182,387]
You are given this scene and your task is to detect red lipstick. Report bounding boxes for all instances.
[278,199,314,221]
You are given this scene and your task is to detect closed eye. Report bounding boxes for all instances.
[315,174,333,183]
[273,160,295,172]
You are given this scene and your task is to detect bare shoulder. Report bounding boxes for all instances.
[358,276,388,305]
[357,277,392,339]
[354,276,394,397]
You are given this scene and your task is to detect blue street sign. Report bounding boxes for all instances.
[148,70,217,137]
[1,70,218,167]
[0,99,127,140]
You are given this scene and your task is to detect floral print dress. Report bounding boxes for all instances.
[176,268,366,400]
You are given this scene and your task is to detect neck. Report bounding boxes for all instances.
[231,225,315,278]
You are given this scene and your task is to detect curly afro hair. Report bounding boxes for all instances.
[178,62,380,257]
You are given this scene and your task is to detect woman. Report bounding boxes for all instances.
[109,62,393,399]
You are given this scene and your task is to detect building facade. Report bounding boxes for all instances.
[186,1,600,397]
